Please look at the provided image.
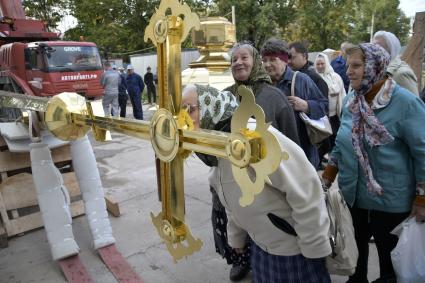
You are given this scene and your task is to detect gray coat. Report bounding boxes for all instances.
[100,70,121,95]
[387,56,418,96]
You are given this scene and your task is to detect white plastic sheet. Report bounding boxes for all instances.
[391,217,425,283]
[71,136,115,250]
[30,143,79,260]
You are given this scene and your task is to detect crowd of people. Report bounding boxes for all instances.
[181,30,425,283]
[99,29,425,283]
[100,64,157,120]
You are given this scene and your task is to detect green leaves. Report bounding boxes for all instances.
[25,0,410,59]
[22,0,67,30]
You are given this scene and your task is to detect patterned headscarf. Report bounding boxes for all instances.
[226,43,272,97]
[348,43,394,195]
[196,84,239,130]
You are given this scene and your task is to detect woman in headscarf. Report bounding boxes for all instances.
[200,41,300,281]
[373,30,419,96]
[314,52,346,151]
[260,38,329,169]
[226,41,299,144]
[182,84,332,283]
[182,84,250,281]
[322,43,425,283]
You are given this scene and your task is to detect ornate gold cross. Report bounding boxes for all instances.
[0,0,283,262]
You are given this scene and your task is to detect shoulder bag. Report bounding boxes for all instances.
[291,71,332,144]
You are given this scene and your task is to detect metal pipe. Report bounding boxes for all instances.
[72,113,151,140]
[181,128,229,158]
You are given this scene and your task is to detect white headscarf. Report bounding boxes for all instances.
[314,53,334,85]
[373,31,401,61]
[314,52,346,117]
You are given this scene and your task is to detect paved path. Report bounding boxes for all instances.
[0,104,379,282]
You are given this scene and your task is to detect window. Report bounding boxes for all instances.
[45,46,102,72]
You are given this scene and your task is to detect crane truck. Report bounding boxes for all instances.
[0,0,103,101]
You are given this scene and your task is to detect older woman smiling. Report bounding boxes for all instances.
[182,84,332,283]
[322,43,425,283]
[211,41,301,281]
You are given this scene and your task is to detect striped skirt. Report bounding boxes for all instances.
[251,241,331,283]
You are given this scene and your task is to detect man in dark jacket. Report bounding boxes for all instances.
[288,42,329,99]
[126,65,144,120]
[261,38,328,169]
[289,41,331,168]
[118,67,128,118]
[144,66,156,104]
[331,42,350,92]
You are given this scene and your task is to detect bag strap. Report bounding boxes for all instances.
[291,71,298,97]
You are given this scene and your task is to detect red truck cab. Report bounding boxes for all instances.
[0,41,104,99]
[25,41,104,98]
[0,1,104,99]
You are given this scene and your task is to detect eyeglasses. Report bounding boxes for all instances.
[182,104,199,114]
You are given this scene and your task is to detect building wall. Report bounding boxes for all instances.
[107,58,123,68]
[130,49,200,76]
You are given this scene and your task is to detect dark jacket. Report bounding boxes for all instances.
[144,72,154,87]
[331,55,350,92]
[276,66,328,168]
[253,82,300,145]
[126,72,145,94]
[118,73,127,95]
[299,61,329,99]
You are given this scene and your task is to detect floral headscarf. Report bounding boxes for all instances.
[226,43,272,97]
[196,84,238,130]
[348,43,394,195]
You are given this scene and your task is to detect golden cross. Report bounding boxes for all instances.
[0,0,283,262]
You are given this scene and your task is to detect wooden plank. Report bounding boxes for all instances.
[0,183,13,236]
[0,223,7,248]
[58,255,94,283]
[6,200,84,237]
[0,136,6,149]
[105,195,121,217]
[0,172,80,211]
[401,12,425,92]
[98,244,145,283]
[0,145,72,173]
[11,209,19,219]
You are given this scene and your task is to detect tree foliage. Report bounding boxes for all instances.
[22,0,67,31]
[276,0,409,51]
[212,0,296,48]
[46,0,412,57]
[64,0,130,57]
[347,0,410,45]
[63,0,210,59]
[290,0,357,51]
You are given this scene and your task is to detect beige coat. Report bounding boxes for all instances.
[209,119,331,258]
[387,56,418,96]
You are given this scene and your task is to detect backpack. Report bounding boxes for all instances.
[324,186,359,275]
